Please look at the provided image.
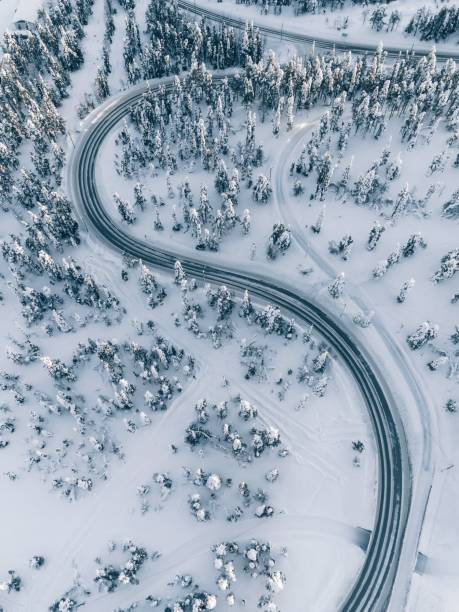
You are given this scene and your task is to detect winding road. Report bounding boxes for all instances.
[177,0,459,62]
[68,71,412,611]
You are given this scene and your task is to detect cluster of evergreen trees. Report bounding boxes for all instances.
[115,61,262,250]
[0,0,94,208]
[138,42,458,146]
[0,230,124,327]
[117,34,459,256]
[367,5,401,32]
[0,0,95,355]
[405,5,459,42]
[210,539,285,609]
[94,540,152,592]
[19,320,195,500]
[234,0,389,15]
[290,44,458,209]
[120,0,263,85]
[0,1,120,336]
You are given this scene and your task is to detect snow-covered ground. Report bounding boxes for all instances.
[0,0,18,33]
[0,2,377,609]
[0,220,377,609]
[275,105,459,612]
[0,0,42,38]
[96,24,459,612]
[188,0,459,55]
[1,0,459,609]
[0,0,20,36]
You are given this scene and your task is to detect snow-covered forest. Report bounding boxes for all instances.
[0,0,458,610]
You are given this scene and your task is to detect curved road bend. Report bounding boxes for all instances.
[68,75,411,611]
[177,0,459,62]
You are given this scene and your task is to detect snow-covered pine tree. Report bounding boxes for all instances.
[367,221,385,251]
[397,279,415,303]
[406,322,439,350]
[328,273,345,299]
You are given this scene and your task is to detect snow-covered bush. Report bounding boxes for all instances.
[432,249,459,283]
[0,570,22,593]
[94,541,152,592]
[328,273,345,299]
[406,322,439,350]
[266,223,291,260]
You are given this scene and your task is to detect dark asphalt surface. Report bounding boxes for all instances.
[68,73,411,611]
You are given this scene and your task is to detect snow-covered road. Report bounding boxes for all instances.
[66,71,412,612]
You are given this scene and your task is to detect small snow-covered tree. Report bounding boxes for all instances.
[312,350,329,374]
[367,221,385,251]
[402,233,427,258]
[216,286,234,321]
[328,273,345,299]
[139,262,166,308]
[215,159,229,194]
[133,183,146,211]
[406,322,439,350]
[241,209,251,235]
[266,223,291,260]
[432,249,459,283]
[329,234,354,260]
[95,66,110,101]
[239,290,254,320]
[198,184,213,224]
[397,279,415,303]
[311,205,325,234]
[314,151,334,201]
[442,189,459,219]
[41,356,76,383]
[353,310,374,329]
[114,193,136,224]
[174,260,186,285]
[252,174,272,204]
